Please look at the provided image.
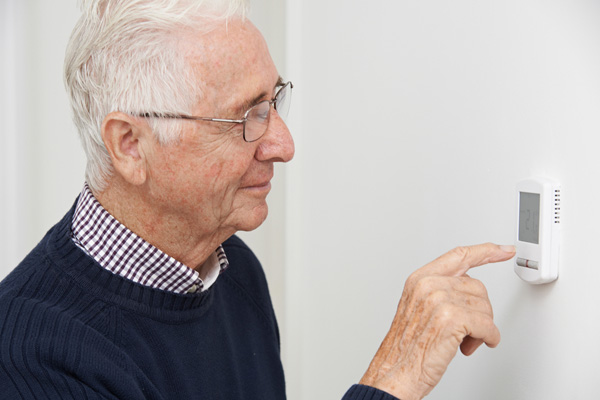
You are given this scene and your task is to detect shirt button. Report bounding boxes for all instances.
[187,284,198,293]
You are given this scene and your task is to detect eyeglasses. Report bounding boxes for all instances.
[138,81,293,143]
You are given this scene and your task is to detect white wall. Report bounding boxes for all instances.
[0,0,23,271]
[283,0,600,399]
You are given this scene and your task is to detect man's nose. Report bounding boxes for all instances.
[255,109,295,163]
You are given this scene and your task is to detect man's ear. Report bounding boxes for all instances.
[101,112,151,186]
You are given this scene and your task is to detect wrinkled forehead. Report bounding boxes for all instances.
[180,19,278,115]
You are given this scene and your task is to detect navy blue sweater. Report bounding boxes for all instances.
[0,205,397,400]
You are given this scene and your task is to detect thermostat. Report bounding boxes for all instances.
[514,178,561,284]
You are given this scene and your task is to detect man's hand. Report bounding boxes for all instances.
[359,243,515,400]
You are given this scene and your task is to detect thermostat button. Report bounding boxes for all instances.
[516,257,539,270]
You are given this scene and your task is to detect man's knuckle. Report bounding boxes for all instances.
[470,278,489,297]
[405,271,421,291]
[435,303,456,325]
[412,275,438,297]
[450,246,470,262]
[425,289,448,309]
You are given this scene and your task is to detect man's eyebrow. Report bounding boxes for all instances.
[234,76,285,116]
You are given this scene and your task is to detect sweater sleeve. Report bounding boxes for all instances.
[342,384,401,400]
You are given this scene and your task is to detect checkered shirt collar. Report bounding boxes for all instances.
[70,184,228,294]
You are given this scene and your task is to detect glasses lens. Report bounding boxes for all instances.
[274,82,292,121]
[244,101,270,142]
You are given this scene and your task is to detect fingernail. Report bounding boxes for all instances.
[499,245,516,253]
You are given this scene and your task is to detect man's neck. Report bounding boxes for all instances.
[94,178,231,270]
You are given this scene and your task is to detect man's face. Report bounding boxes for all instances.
[141,20,294,244]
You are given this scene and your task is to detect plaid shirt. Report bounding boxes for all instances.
[71,184,228,294]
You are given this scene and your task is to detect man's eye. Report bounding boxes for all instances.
[248,101,270,122]
[255,110,269,121]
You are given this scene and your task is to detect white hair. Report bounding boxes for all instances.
[64,0,249,193]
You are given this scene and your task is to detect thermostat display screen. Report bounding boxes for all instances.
[519,192,540,244]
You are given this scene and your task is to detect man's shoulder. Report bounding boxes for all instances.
[0,232,56,301]
[0,202,100,333]
[0,201,81,294]
[0,234,105,332]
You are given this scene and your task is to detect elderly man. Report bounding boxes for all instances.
[0,1,515,399]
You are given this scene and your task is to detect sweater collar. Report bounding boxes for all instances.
[44,199,220,321]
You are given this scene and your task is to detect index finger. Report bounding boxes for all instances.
[421,243,516,277]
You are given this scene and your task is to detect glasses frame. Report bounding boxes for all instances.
[138,81,293,142]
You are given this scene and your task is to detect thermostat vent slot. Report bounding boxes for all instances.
[554,190,561,224]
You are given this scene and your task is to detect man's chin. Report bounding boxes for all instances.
[235,203,269,233]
